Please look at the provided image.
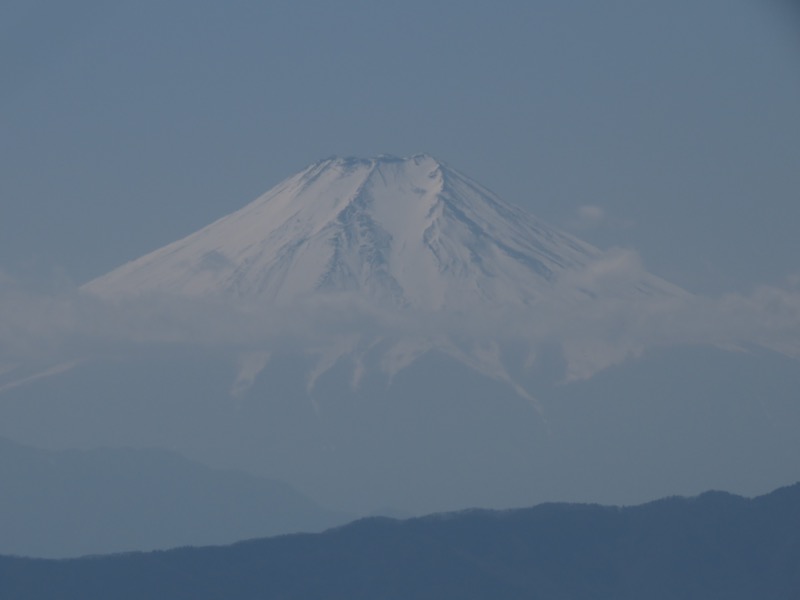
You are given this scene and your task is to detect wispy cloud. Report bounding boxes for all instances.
[577,205,605,223]
[568,204,635,232]
[1,257,799,389]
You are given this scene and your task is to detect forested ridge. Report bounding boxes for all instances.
[1,483,798,599]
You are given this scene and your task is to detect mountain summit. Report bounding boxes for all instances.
[84,154,675,310]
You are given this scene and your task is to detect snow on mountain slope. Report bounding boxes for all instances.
[85,155,675,306]
[82,154,685,393]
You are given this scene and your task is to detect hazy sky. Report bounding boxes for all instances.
[2,2,800,523]
[2,0,799,294]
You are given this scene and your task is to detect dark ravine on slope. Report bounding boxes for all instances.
[1,482,798,600]
[0,437,348,558]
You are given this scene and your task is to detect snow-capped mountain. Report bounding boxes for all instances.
[85,154,677,308]
[4,155,799,519]
[83,155,684,392]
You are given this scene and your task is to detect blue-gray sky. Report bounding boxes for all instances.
[2,1,800,522]
[2,0,799,293]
